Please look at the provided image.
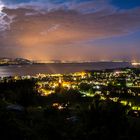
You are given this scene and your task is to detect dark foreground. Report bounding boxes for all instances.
[0,68,140,140]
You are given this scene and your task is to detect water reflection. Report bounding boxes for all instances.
[0,62,131,77]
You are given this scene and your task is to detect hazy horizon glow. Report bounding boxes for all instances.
[0,0,140,61]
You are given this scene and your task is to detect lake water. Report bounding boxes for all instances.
[0,62,132,77]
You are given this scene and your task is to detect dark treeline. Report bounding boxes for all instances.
[0,79,140,140]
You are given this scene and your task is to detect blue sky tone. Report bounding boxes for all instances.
[0,0,140,61]
[111,0,140,9]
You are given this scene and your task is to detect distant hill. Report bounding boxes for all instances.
[0,58,32,65]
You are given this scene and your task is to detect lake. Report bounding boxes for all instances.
[0,62,132,77]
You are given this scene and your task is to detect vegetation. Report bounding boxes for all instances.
[0,79,140,140]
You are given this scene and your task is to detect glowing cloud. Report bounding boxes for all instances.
[0,0,140,61]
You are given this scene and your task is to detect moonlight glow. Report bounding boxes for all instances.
[0,1,4,13]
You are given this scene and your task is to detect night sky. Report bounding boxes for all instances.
[0,0,140,61]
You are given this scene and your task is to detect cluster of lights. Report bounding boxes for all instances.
[1,69,140,113]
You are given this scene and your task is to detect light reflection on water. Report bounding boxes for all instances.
[0,66,13,77]
[0,62,132,77]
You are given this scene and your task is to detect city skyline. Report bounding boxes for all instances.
[0,0,140,61]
